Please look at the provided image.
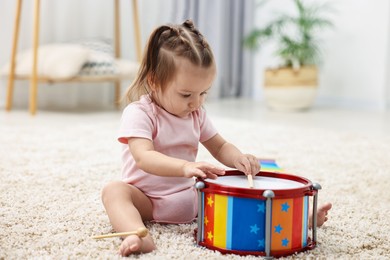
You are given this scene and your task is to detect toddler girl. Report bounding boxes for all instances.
[102,20,260,256]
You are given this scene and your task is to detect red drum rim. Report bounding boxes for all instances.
[198,170,314,199]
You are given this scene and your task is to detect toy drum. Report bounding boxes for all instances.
[194,170,321,258]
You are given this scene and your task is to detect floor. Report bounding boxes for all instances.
[204,98,390,137]
[2,98,390,137]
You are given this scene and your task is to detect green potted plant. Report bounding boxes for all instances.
[244,0,334,111]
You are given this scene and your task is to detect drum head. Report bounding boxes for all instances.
[199,171,312,198]
[206,175,304,190]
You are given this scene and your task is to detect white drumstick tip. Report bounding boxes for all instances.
[247,175,254,189]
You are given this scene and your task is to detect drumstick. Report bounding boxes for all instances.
[247,174,254,189]
[92,227,148,239]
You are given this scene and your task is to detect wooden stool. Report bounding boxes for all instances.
[6,0,142,115]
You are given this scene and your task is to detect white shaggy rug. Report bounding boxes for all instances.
[1,110,390,259]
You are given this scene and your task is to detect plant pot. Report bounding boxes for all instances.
[263,66,318,111]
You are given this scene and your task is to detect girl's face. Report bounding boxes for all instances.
[152,58,216,118]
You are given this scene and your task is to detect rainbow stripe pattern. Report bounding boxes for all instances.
[270,196,309,251]
[259,158,283,172]
[203,192,266,251]
[202,192,309,253]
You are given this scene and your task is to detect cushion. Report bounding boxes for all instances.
[78,50,117,75]
[76,38,117,76]
[76,38,139,78]
[1,40,140,80]
[1,44,90,79]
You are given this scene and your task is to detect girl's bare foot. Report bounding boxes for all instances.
[118,234,156,256]
[317,202,332,227]
[309,202,332,228]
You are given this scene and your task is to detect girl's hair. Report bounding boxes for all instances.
[124,19,215,103]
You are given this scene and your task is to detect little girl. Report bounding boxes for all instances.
[101,20,331,256]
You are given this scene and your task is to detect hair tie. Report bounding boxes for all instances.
[183,19,195,29]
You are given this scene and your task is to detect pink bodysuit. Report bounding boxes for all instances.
[118,95,217,223]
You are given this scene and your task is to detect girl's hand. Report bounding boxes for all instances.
[182,162,225,179]
[233,154,260,176]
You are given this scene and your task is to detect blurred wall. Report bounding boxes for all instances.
[252,0,390,111]
[1,0,389,111]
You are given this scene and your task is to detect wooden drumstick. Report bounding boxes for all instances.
[92,227,148,239]
[247,174,254,189]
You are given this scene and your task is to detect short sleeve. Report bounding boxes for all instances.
[117,103,155,144]
[199,108,218,143]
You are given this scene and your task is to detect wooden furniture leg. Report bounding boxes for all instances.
[113,0,141,108]
[30,0,40,115]
[114,0,121,108]
[6,0,23,111]
[114,81,121,108]
[132,0,142,62]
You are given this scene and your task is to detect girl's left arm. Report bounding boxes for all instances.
[202,134,260,176]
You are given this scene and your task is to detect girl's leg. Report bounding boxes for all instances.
[101,181,156,256]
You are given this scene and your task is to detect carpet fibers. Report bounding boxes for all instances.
[1,111,389,259]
